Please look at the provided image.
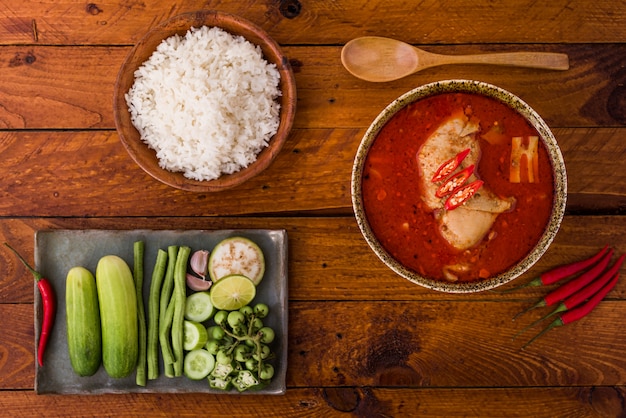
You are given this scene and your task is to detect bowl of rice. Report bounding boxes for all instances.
[113,10,296,192]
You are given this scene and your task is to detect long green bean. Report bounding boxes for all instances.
[171,245,190,377]
[133,241,147,387]
[147,248,168,380]
[159,291,177,377]
[158,246,178,377]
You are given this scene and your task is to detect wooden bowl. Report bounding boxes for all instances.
[352,80,567,293]
[113,11,296,192]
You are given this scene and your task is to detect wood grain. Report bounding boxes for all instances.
[3,300,626,390]
[0,1,625,415]
[1,44,625,129]
[1,216,624,305]
[0,387,621,417]
[0,127,623,216]
[0,0,625,45]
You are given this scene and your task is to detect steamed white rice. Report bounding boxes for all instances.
[125,26,281,181]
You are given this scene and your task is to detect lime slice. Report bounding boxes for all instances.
[185,291,215,322]
[183,349,215,380]
[209,274,257,311]
[183,320,209,351]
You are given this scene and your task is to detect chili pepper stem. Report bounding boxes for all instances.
[522,318,564,350]
[4,242,43,281]
[495,277,544,294]
[512,302,567,340]
[512,299,546,321]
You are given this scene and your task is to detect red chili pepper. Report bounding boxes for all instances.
[513,249,614,320]
[502,244,610,293]
[514,254,624,337]
[444,180,483,210]
[5,243,56,367]
[435,164,475,198]
[522,272,620,349]
[430,148,471,183]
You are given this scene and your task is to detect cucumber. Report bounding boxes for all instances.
[183,320,208,351]
[65,266,101,376]
[96,255,138,378]
[208,237,265,285]
[183,349,215,380]
[184,291,215,322]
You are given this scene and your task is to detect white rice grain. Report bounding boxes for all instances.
[125,26,281,181]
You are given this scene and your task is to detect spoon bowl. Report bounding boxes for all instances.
[341,36,569,82]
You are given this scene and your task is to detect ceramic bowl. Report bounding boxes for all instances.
[351,80,567,293]
[113,10,296,192]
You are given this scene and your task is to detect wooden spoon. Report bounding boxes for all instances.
[341,36,569,82]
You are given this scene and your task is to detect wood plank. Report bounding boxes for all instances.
[0,46,119,129]
[0,127,623,216]
[289,300,626,387]
[3,299,626,390]
[1,44,625,129]
[0,387,621,417]
[1,216,624,305]
[1,0,625,45]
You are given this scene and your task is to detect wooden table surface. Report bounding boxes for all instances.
[1,1,625,416]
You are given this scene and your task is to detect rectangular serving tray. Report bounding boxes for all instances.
[33,229,288,395]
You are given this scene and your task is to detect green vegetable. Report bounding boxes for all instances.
[211,362,235,379]
[259,327,275,344]
[147,248,168,380]
[227,310,245,329]
[216,349,233,365]
[183,349,215,380]
[204,339,220,355]
[133,241,147,386]
[189,302,276,391]
[206,325,225,341]
[172,246,191,376]
[184,291,215,322]
[253,303,269,318]
[159,246,178,378]
[208,375,232,390]
[96,255,138,379]
[160,292,177,377]
[259,363,275,380]
[65,266,101,377]
[233,344,251,362]
[233,370,259,392]
[208,237,265,285]
[183,320,208,351]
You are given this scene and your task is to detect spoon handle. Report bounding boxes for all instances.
[423,51,570,71]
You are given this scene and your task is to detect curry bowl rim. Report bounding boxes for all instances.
[351,79,567,293]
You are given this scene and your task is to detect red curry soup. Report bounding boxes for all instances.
[361,92,554,283]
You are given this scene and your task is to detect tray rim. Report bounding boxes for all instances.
[33,228,288,395]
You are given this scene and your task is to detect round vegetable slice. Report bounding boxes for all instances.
[183,349,215,380]
[183,320,209,351]
[184,291,215,322]
[209,274,257,311]
[208,237,265,285]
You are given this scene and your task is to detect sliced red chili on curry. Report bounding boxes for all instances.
[444,180,484,210]
[430,148,471,183]
[435,164,475,198]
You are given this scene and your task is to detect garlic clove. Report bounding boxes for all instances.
[186,273,212,291]
[190,249,209,278]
